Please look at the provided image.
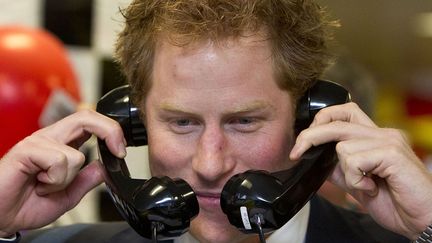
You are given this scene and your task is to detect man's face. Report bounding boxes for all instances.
[144,35,296,242]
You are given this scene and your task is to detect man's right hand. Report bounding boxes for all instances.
[0,109,126,237]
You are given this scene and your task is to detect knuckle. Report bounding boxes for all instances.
[383,128,410,147]
[72,109,98,126]
[70,151,86,170]
[346,102,360,110]
[344,154,357,168]
[384,144,400,159]
[313,110,327,123]
[72,147,85,161]
[112,121,124,134]
[12,135,41,152]
[76,108,95,117]
[76,151,86,164]
[296,129,310,142]
[333,120,345,126]
[49,150,68,169]
[13,136,33,149]
[106,122,124,143]
[384,128,404,140]
[335,141,348,155]
[74,110,93,124]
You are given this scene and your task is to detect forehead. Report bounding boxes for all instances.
[145,35,293,115]
[152,35,275,89]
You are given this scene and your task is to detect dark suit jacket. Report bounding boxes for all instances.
[12,196,409,243]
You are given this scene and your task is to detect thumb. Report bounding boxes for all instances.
[65,160,104,208]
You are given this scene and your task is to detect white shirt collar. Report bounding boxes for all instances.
[266,202,310,243]
[174,202,310,243]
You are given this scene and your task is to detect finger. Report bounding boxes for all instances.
[36,109,126,158]
[335,129,416,167]
[8,137,68,181]
[330,131,424,191]
[336,136,406,159]
[328,155,378,197]
[290,121,383,160]
[336,145,412,196]
[0,139,67,200]
[343,158,378,197]
[4,135,86,196]
[310,102,377,128]
[34,142,86,195]
[291,102,378,160]
[63,161,104,210]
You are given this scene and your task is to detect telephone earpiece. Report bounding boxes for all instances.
[220,80,351,235]
[96,85,199,240]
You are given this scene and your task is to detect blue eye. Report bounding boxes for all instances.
[176,119,191,126]
[227,117,261,133]
[169,118,199,134]
[230,117,255,125]
[237,117,253,124]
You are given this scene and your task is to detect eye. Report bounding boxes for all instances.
[228,117,261,133]
[236,117,254,125]
[169,118,199,134]
[175,119,192,126]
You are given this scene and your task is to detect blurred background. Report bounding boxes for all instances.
[0,0,431,225]
[319,0,432,163]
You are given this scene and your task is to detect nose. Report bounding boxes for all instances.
[192,124,234,182]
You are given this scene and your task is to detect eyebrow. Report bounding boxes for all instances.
[158,100,275,115]
[158,103,195,115]
[228,100,275,114]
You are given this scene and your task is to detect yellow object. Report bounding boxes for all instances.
[406,116,432,151]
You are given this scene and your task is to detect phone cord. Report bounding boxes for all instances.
[251,214,267,243]
[151,222,159,243]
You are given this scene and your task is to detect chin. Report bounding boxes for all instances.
[189,209,249,243]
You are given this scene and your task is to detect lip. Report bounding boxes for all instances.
[195,192,221,209]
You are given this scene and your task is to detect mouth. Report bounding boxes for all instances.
[195,191,221,209]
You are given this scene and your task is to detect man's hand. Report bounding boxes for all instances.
[290,102,432,239]
[0,109,126,237]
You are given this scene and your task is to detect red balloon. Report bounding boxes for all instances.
[0,26,80,156]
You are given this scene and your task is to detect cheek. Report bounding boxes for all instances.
[234,132,295,172]
[144,111,195,177]
[147,133,194,177]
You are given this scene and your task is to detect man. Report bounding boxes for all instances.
[1,0,431,242]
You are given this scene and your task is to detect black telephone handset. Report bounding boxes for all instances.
[96,87,199,241]
[96,80,350,241]
[220,80,351,236]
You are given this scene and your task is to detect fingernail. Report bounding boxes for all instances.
[367,187,378,197]
[290,146,299,160]
[289,151,296,160]
[117,144,127,158]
